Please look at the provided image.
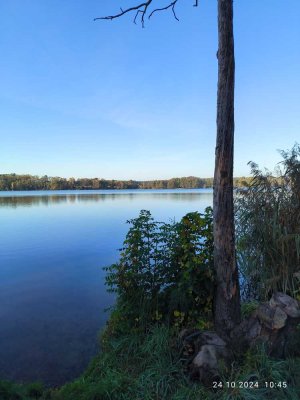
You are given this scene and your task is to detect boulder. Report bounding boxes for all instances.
[272,307,288,329]
[192,345,220,385]
[256,303,287,330]
[269,292,300,318]
[179,293,300,385]
[181,331,230,385]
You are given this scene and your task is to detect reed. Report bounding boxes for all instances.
[235,144,300,300]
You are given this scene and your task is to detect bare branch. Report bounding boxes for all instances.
[94,0,154,27]
[94,0,197,26]
[148,0,179,21]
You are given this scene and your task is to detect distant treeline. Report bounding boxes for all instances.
[0,174,252,191]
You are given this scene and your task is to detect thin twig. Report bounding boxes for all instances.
[148,0,179,21]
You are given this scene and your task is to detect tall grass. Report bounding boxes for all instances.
[235,144,300,300]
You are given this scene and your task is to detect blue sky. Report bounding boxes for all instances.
[0,0,299,180]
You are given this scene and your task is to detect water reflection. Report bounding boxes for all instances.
[0,189,212,386]
[0,190,213,208]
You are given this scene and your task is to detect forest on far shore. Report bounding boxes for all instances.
[0,174,252,191]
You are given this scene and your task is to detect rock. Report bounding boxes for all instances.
[273,307,288,329]
[244,293,300,357]
[268,315,300,358]
[246,316,262,340]
[192,345,220,385]
[187,331,230,385]
[269,292,300,318]
[179,293,300,385]
[199,331,226,347]
[193,345,218,370]
[256,303,275,329]
[256,303,287,330]
[234,316,262,344]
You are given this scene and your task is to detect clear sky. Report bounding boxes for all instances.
[0,0,299,180]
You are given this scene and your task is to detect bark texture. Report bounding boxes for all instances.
[213,0,241,337]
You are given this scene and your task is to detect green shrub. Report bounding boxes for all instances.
[235,144,300,300]
[104,207,214,330]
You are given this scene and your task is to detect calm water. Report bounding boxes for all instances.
[0,189,213,386]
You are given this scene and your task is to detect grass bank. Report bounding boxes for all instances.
[2,318,300,400]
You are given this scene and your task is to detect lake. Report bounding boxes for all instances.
[0,189,213,386]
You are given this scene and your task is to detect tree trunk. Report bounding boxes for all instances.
[213,0,241,337]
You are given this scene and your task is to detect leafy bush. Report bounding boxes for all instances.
[104,207,214,329]
[235,144,300,300]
